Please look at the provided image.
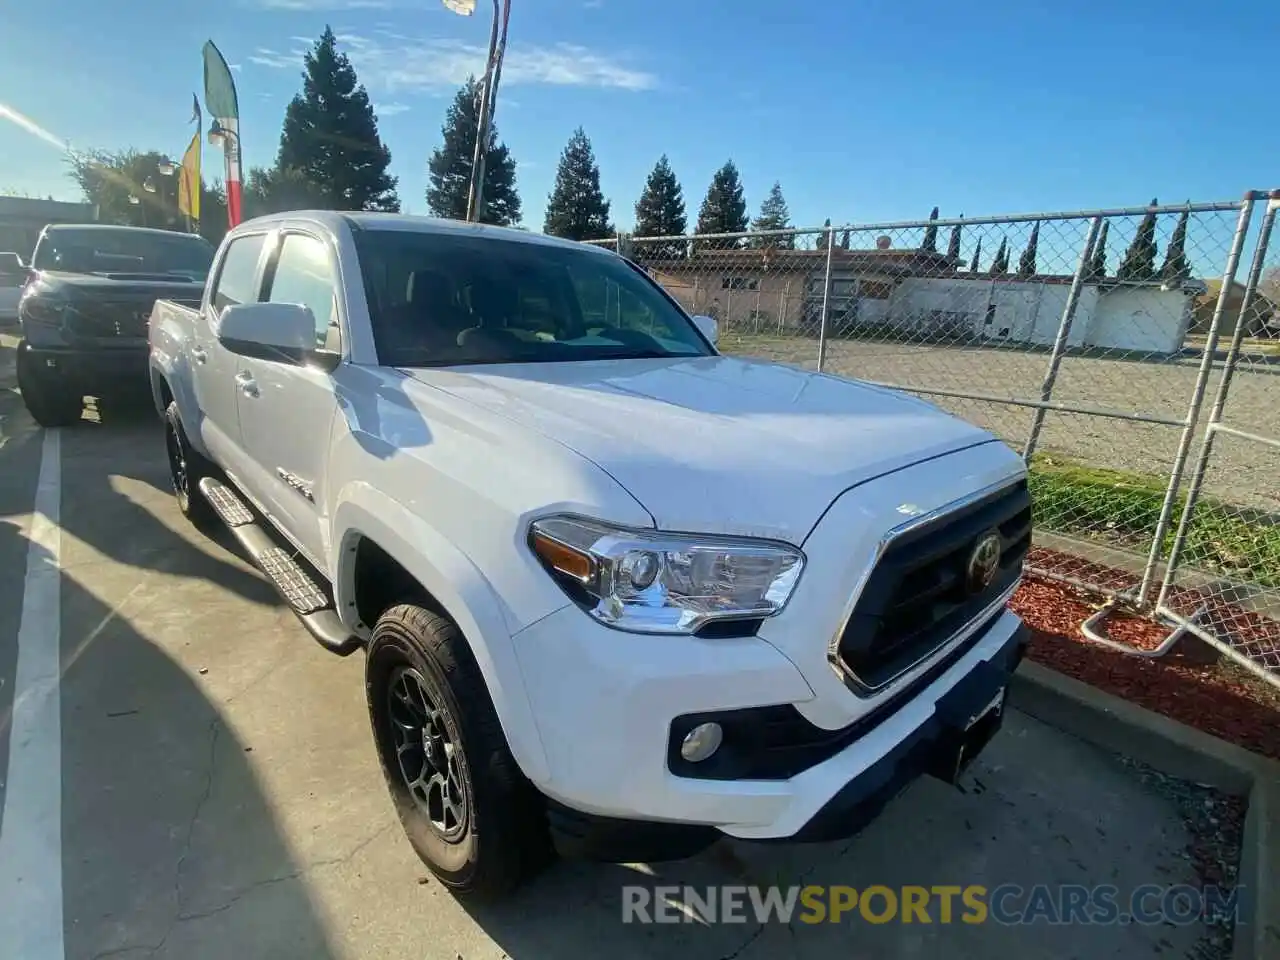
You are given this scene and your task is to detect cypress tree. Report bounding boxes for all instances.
[947,221,962,261]
[278,26,399,211]
[543,127,612,241]
[1087,221,1110,281]
[969,237,982,272]
[1017,222,1040,277]
[920,206,939,253]
[426,77,521,225]
[1117,198,1160,281]
[1160,209,1191,282]
[816,217,833,251]
[989,237,1010,274]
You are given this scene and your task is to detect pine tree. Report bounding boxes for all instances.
[989,237,1009,274]
[1017,223,1040,277]
[1087,221,1110,281]
[426,77,521,226]
[969,238,982,272]
[542,128,612,241]
[750,181,793,248]
[921,206,940,253]
[695,160,748,247]
[1117,198,1159,282]
[633,155,686,259]
[277,26,399,211]
[634,155,686,238]
[1160,209,1190,282]
[840,230,851,250]
[947,220,962,261]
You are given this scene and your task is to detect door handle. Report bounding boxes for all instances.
[234,371,260,398]
[190,345,208,364]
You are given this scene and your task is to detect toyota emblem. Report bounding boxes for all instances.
[965,532,1002,594]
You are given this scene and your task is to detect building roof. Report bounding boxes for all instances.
[0,196,96,220]
[638,246,960,275]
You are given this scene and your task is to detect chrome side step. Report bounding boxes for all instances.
[197,476,360,656]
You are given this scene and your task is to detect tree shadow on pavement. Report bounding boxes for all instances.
[0,521,341,960]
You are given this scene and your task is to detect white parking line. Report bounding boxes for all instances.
[0,428,64,960]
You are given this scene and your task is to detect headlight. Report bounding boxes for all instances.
[528,515,804,635]
[20,293,66,327]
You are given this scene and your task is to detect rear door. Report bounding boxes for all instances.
[233,230,342,572]
[193,231,270,478]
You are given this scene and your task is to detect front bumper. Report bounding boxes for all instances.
[512,598,1027,860]
[20,341,150,394]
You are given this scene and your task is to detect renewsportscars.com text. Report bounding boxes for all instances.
[621,883,1241,927]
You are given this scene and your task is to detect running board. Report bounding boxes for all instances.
[197,476,361,656]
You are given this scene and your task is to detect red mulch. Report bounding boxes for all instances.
[1010,575,1280,761]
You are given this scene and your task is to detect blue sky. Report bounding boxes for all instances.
[1,0,1277,232]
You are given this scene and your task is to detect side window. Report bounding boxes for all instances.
[211,234,267,311]
[266,234,340,352]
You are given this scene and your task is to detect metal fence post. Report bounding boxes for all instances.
[1157,191,1278,609]
[817,230,836,371]
[1022,216,1102,461]
[1137,192,1258,604]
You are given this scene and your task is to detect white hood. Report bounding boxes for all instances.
[405,356,995,544]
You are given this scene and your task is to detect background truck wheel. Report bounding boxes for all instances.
[16,344,83,427]
[366,604,551,898]
[164,401,218,529]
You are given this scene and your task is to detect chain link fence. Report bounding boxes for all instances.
[590,191,1280,687]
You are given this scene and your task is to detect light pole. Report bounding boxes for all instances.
[442,0,512,223]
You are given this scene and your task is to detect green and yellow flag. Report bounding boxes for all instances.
[178,94,201,225]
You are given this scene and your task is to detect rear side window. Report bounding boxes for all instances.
[212,234,267,311]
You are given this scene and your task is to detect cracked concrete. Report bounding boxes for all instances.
[0,355,1235,960]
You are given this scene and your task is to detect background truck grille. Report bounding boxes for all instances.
[66,297,195,340]
[834,479,1031,693]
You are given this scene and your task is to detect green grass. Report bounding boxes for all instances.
[1028,456,1280,589]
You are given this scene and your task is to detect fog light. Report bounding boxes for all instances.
[680,722,723,762]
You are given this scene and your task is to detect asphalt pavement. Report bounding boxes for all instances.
[0,331,1226,959]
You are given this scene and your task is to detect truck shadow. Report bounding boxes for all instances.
[37,396,279,609]
[0,520,341,960]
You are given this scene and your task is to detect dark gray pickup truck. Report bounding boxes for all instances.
[16,224,214,426]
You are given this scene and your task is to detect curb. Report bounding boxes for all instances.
[1009,661,1279,960]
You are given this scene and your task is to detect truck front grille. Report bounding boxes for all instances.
[833,479,1031,693]
[66,297,193,341]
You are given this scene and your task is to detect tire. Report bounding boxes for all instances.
[16,344,83,428]
[366,605,551,898]
[164,401,218,530]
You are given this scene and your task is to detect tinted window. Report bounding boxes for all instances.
[32,228,215,280]
[352,229,711,367]
[266,234,340,351]
[212,234,267,311]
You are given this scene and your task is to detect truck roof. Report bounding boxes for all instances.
[44,223,212,242]
[235,210,615,256]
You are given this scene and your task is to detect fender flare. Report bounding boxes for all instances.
[330,483,552,786]
[149,350,209,460]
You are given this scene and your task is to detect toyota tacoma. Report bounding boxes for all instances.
[148,212,1032,898]
[18,224,214,425]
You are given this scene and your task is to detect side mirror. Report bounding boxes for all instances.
[691,314,718,347]
[216,302,317,361]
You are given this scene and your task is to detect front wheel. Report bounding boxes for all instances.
[16,344,83,428]
[365,605,550,898]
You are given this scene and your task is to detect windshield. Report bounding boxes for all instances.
[33,228,216,281]
[352,228,713,366]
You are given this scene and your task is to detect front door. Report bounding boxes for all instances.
[233,230,342,574]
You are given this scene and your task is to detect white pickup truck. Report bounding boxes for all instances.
[149,212,1032,898]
